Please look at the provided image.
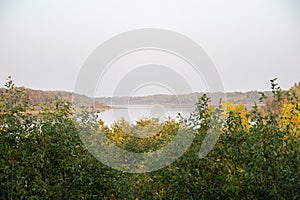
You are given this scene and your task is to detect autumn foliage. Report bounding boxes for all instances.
[0,77,299,199]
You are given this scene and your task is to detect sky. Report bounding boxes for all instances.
[0,0,300,97]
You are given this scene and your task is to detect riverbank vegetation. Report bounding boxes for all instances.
[0,77,299,199]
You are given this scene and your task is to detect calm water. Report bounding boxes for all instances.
[97,104,195,126]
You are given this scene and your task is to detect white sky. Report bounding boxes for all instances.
[0,0,300,96]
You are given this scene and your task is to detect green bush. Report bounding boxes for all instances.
[0,77,299,199]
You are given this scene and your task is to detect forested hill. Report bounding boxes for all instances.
[98,83,300,108]
[0,87,110,111]
[98,91,273,108]
[2,82,298,111]
[289,82,300,97]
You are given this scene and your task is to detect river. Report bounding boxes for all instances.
[97,104,195,126]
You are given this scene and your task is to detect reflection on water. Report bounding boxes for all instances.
[97,104,195,126]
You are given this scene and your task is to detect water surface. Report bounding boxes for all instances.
[98,104,195,126]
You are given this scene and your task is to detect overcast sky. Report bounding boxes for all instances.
[0,0,300,96]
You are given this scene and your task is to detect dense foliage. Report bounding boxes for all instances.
[0,77,299,199]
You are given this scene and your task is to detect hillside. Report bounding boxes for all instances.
[288,82,300,97]
[2,82,299,112]
[0,87,111,111]
[98,90,274,108]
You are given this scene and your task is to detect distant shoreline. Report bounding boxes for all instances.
[103,102,265,110]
